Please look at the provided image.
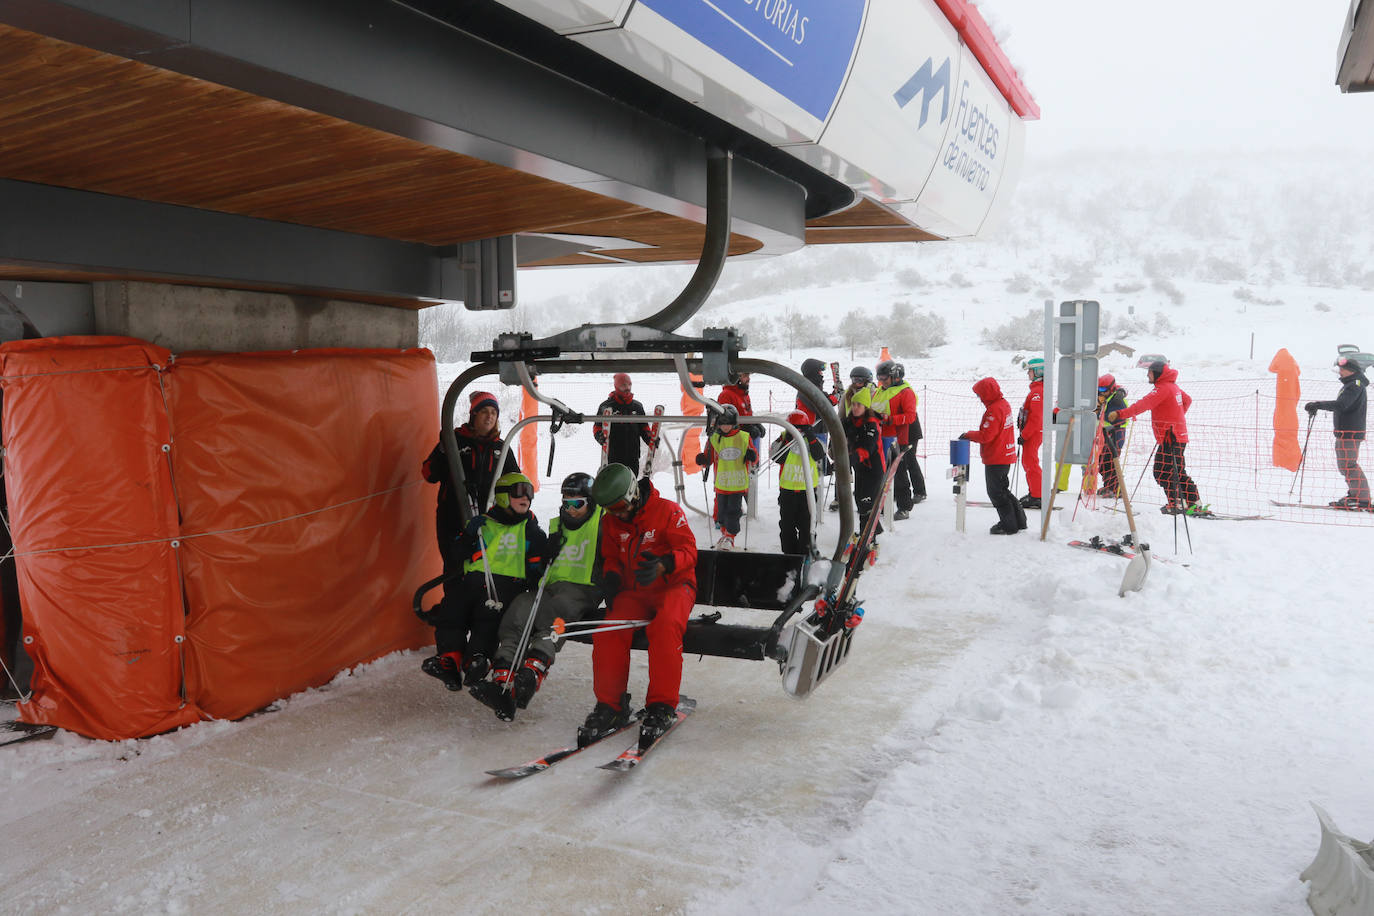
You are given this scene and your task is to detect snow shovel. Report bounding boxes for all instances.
[1110,451,1150,597]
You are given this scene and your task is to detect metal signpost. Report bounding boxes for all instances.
[1040,299,1099,530]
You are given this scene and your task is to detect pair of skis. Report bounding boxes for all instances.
[485,696,695,779]
[1,720,57,747]
[1269,499,1373,513]
[1068,534,1186,566]
[640,405,665,479]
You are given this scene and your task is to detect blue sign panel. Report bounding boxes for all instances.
[637,0,866,121]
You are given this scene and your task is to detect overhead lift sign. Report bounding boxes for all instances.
[636,0,866,120]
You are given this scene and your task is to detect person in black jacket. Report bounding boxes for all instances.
[1095,374,1129,495]
[593,373,652,474]
[1306,356,1370,509]
[841,397,885,545]
[422,390,521,549]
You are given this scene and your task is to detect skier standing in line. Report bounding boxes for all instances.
[1017,357,1045,509]
[471,472,607,719]
[579,464,698,751]
[959,377,1027,535]
[871,360,925,518]
[1108,360,1205,515]
[831,366,877,511]
[419,472,546,690]
[1305,356,1370,509]
[769,409,826,556]
[693,405,758,549]
[1095,374,1130,495]
[593,373,652,475]
[841,394,887,556]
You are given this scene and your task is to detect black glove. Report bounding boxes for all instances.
[635,550,667,587]
[958,433,969,440]
[601,571,622,601]
[694,452,708,466]
[1305,402,1318,416]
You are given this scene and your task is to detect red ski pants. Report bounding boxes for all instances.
[592,583,693,709]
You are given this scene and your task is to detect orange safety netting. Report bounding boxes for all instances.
[0,338,440,738]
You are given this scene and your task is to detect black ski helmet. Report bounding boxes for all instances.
[875,359,896,379]
[718,404,740,426]
[591,463,639,509]
[850,366,874,384]
[890,363,906,382]
[560,471,594,500]
[800,358,826,382]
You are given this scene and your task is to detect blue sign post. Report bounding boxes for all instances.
[637,0,866,120]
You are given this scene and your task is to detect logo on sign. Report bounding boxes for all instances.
[893,57,951,129]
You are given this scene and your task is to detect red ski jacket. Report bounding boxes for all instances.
[1118,366,1191,443]
[1018,380,1044,445]
[963,378,1017,465]
[878,383,918,445]
[598,480,698,594]
[717,384,752,417]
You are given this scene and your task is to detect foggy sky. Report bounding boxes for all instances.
[980,0,1374,156]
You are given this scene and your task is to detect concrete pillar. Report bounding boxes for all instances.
[92,282,419,352]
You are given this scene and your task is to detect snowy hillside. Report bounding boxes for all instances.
[5,150,1374,915]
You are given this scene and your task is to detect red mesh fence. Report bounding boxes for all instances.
[442,369,1370,528]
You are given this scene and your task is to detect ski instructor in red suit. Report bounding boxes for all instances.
[577,463,698,751]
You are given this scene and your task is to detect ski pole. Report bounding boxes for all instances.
[1132,443,1157,504]
[503,556,558,700]
[1011,442,1020,497]
[551,617,652,637]
[477,531,503,612]
[1290,411,1316,497]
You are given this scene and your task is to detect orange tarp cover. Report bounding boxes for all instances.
[1268,348,1302,472]
[0,338,440,739]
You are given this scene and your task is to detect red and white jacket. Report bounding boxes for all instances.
[1118,366,1191,443]
[963,378,1017,465]
[598,480,698,594]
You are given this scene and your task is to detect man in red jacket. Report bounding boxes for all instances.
[960,377,1026,535]
[1017,358,1045,509]
[1109,360,1204,515]
[579,463,698,751]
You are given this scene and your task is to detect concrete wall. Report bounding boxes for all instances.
[0,280,95,338]
[92,282,419,352]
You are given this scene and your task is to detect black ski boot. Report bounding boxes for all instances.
[420,652,463,691]
[513,657,549,710]
[1019,495,1041,509]
[462,652,490,687]
[638,702,677,752]
[577,694,632,748]
[469,664,518,720]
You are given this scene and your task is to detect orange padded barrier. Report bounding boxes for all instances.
[0,338,440,738]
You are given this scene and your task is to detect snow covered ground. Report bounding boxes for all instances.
[5,337,1372,914]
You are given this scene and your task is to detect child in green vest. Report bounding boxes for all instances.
[769,410,827,555]
[693,405,758,549]
[419,472,547,692]
[471,472,607,720]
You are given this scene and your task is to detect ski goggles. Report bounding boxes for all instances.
[1336,356,1361,370]
[561,496,589,509]
[1097,385,1109,392]
[496,481,535,500]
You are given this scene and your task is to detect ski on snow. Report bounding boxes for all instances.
[485,710,644,779]
[1,720,57,747]
[1269,499,1373,513]
[598,697,696,772]
[1067,535,1187,566]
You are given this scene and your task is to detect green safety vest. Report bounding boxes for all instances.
[462,517,528,577]
[546,508,602,586]
[709,429,751,492]
[871,380,911,419]
[779,440,819,491]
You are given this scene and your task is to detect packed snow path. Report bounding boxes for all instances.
[3,501,1370,914]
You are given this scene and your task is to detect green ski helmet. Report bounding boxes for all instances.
[1026,357,1045,380]
[591,463,640,511]
[493,472,534,509]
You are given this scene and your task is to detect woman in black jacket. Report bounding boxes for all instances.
[1306,357,1369,509]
